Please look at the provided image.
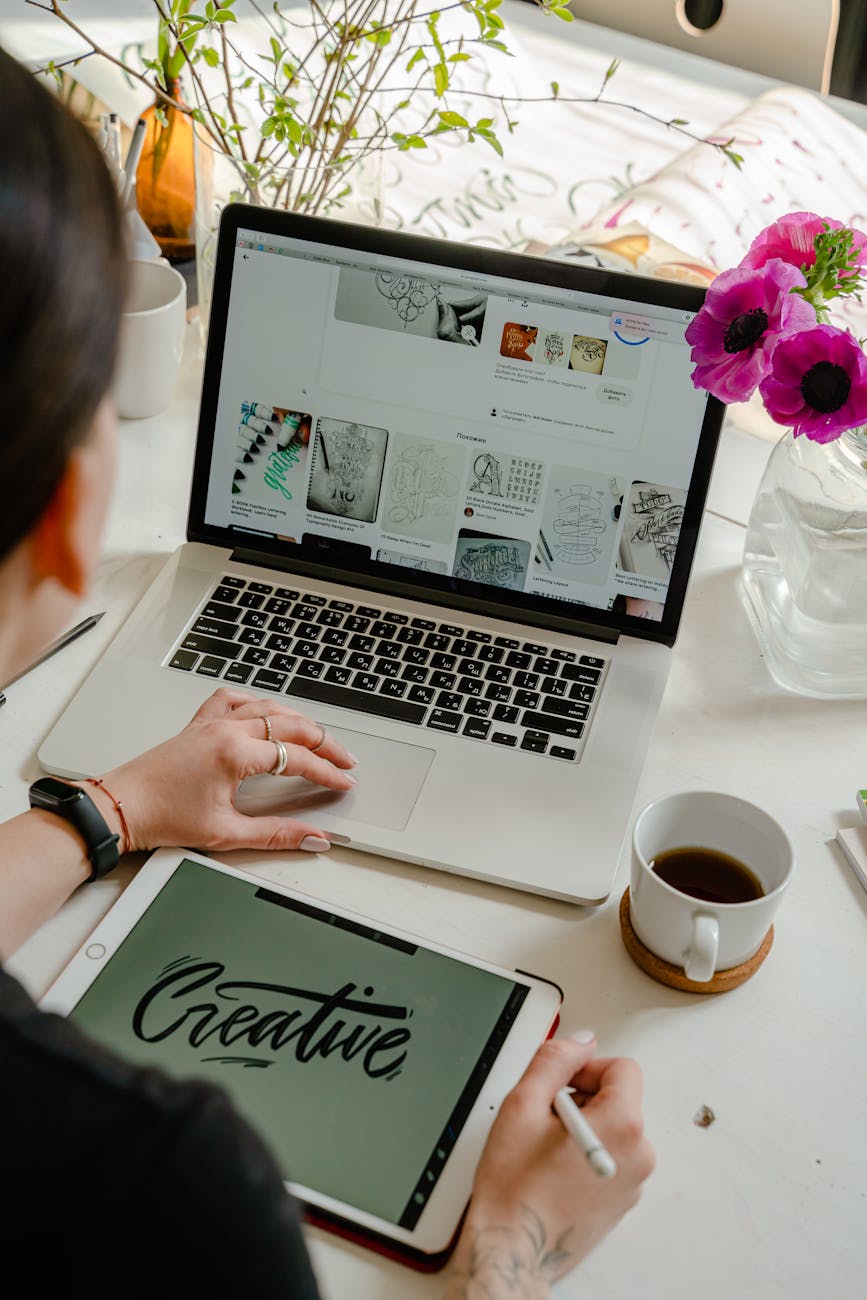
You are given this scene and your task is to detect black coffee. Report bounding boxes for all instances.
[650,845,764,904]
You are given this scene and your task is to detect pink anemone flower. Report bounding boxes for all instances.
[685,259,815,403]
[758,324,867,443]
[741,211,867,286]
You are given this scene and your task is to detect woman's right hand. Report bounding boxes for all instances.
[444,1033,655,1299]
[86,687,357,855]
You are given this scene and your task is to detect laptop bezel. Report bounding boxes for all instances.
[186,202,724,649]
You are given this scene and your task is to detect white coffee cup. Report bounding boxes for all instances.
[113,259,187,419]
[630,791,795,982]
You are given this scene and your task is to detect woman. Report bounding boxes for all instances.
[0,47,654,1297]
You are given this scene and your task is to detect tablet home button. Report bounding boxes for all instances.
[86,943,106,960]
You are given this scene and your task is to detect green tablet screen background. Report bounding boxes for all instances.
[70,859,527,1226]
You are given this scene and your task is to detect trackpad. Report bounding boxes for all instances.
[234,727,435,832]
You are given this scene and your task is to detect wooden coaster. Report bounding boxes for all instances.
[619,889,773,994]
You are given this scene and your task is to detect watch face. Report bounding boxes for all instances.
[31,777,82,806]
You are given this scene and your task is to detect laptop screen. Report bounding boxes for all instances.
[190,206,723,645]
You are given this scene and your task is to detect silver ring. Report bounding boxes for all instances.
[263,715,273,742]
[269,738,288,776]
[312,723,327,752]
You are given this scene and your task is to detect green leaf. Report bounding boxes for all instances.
[201,46,219,67]
[449,51,471,62]
[438,109,469,127]
[270,35,282,64]
[552,6,574,20]
[481,131,503,156]
[604,57,620,82]
[550,79,559,97]
[214,7,237,20]
[433,62,449,97]
[670,117,688,125]
[406,47,425,71]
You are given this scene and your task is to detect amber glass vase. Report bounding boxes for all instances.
[136,78,195,260]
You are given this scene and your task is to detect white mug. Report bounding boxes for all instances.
[630,791,795,982]
[112,259,187,419]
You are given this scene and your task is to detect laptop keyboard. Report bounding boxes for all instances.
[166,575,609,762]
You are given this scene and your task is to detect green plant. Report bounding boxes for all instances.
[32,0,743,217]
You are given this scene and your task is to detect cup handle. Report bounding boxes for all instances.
[684,914,719,982]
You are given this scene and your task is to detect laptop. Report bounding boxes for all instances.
[39,204,723,904]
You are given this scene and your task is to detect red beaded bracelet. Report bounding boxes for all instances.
[86,777,130,855]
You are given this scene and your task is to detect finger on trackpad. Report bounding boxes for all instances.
[235,727,435,832]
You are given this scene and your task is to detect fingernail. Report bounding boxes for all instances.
[343,773,357,785]
[347,752,360,765]
[299,835,331,852]
[569,1029,596,1044]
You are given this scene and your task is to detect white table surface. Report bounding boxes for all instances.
[4,309,867,1299]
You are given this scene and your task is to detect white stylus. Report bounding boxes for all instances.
[553,1087,617,1179]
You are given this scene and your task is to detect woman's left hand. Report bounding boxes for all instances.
[92,687,357,855]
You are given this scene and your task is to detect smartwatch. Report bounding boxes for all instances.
[28,777,120,881]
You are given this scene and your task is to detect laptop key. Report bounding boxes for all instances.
[293,640,318,658]
[316,609,343,627]
[436,691,464,712]
[356,605,382,619]
[429,670,456,690]
[540,697,590,721]
[522,642,547,655]
[438,623,463,636]
[305,594,327,606]
[424,633,451,651]
[467,630,491,643]
[296,660,325,679]
[382,612,408,625]
[493,704,519,723]
[353,673,380,693]
[242,646,270,665]
[192,616,238,640]
[269,617,295,636]
[349,634,376,653]
[224,661,254,684]
[375,658,400,678]
[513,689,540,710]
[451,638,476,657]
[237,591,265,609]
[396,626,423,645]
[271,655,297,675]
[520,710,584,739]
[459,658,482,678]
[377,640,401,660]
[463,698,492,717]
[430,652,457,671]
[521,732,549,753]
[513,671,539,690]
[370,620,396,639]
[550,745,577,760]
[494,636,520,649]
[295,621,321,640]
[344,615,370,633]
[181,632,240,659]
[506,651,532,670]
[321,628,348,646]
[485,664,511,683]
[458,676,482,696]
[170,649,199,671]
[219,575,245,589]
[241,608,268,628]
[411,617,436,630]
[484,683,511,702]
[202,600,240,623]
[427,709,462,733]
[477,645,503,663]
[329,599,353,611]
[402,646,429,665]
[533,657,559,675]
[491,731,518,747]
[542,676,566,697]
[237,627,266,646]
[579,654,605,668]
[463,718,491,740]
[325,665,352,686]
[197,655,227,677]
[319,646,346,664]
[275,587,300,600]
[568,683,596,704]
[402,664,428,684]
[212,583,240,603]
[563,664,602,685]
[252,668,288,692]
[248,582,273,594]
[292,602,319,620]
[551,648,576,662]
[408,684,435,705]
[288,676,425,724]
[380,678,408,699]
[347,652,374,671]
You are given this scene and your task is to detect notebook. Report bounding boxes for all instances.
[39,204,724,904]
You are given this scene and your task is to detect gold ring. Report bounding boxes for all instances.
[269,739,288,776]
[312,723,327,752]
[263,715,273,742]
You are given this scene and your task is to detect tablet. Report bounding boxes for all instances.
[41,848,562,1269]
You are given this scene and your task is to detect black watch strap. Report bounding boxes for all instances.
[29,777,120,881]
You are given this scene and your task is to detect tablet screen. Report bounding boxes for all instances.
[68,858,528,1228]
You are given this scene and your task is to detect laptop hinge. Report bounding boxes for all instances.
[229,546,622,646]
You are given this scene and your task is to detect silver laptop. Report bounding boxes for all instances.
[40,205,723,904]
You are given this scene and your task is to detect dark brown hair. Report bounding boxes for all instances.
[0,45,126,562]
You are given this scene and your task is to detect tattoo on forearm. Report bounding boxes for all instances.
[445,1205,575,1300]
